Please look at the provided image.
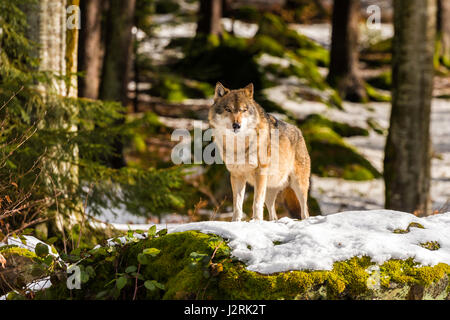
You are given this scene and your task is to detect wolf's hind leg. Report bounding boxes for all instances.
[252,173,268,221]
[265,189,279,221]
[231,175,246,221]
[290,176,309,220]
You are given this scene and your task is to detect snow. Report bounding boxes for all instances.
[170,210,450,274]
[222,18,259,38]
[1,235,58,257]
[289,23,393,49]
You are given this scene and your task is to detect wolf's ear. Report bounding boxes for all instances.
[214,82,229,100]
[243,83,254,98]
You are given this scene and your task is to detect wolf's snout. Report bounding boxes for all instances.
[232,122,241,132]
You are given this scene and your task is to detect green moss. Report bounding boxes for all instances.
[363,38,392,54]
[149,74,214,102]
[33,231,450,300]
[367,118,386,135]
[0,246,37,260]
[301,114,369,138]
[300,122,381,181]
[367,71,392,91]
[257,13,321,52]
[360,38,392,67]
[365,83,391,102]
[0,246,48,296]
[296,48,329,67]
[420,241,441,251]
[176,35,265,90]
[393,222,425,234]
[380,258,450,287]
[250,35,285,57]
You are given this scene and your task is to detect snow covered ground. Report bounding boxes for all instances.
[309,99,450,214]
[170,210,450,273]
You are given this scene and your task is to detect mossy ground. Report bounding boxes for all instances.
[300,115,381,181]
[30,231,450,300]
[0,246,49,295]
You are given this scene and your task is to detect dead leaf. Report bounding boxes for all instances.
[0,253,6,268]
[5,195,12,204]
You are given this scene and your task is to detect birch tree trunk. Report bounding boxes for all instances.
[384,0,437,216]
[25,0,81,237]
[327,0,367,102]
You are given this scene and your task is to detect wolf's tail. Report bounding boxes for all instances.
[281,187,302,219]
[281,177,312,219]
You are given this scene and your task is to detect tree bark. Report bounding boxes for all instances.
[384,0,437,216]
[197,0,223,37]
[327,0,367,102]
[99,0,135,106]
[24,0,82,237]
[78,0,106,99]
[98,0,136,168]
[437,0,450,66]
[25,0,67,94]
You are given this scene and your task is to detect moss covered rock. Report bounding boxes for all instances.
[149,74,214,102]
[33,230,450,300]
[0,247,38,295]
[300,116,381,181]
[0,244,59,296]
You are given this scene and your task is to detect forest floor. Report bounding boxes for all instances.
[98,16,450,227]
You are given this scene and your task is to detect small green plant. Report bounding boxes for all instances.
[420,241,440,251]
[393,222,425,234]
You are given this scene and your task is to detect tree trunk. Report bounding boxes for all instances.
[24,0,82,237]
[384,0,437,216]
[327,0,367,102]
[25,0,67,94]
[78,0,106,99]
[99,0,135,106]
[437,0,450,67]
[98,0,136,168]
[197,0,223,37]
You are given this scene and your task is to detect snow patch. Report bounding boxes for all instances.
[170,210,450,274]
[1,235,58,257]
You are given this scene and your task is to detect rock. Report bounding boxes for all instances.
[33,230,450,300]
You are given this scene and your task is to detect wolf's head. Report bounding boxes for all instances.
[208,82,260,133]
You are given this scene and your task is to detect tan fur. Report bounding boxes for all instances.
[209,82,311,221]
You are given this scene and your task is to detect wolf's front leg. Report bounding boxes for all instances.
[252,173,268,221]
[231,175,246,221]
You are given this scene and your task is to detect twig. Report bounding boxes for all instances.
[0,86,24,112]
[132,263,141,301]
[77,183,94,249]
[48,173,67,254]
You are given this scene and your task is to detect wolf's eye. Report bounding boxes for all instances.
[225,107,232,112]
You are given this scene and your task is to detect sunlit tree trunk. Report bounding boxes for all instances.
[384,0,437,216]
[78,0,105,99]
[437,0,450,67]
[24,0,81,238]
[197,0,223,37]
[327,0,367,102]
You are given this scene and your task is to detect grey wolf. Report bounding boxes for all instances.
[208,82,311,221]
